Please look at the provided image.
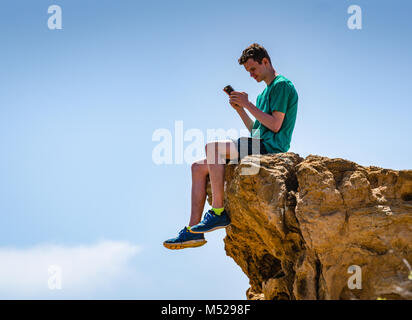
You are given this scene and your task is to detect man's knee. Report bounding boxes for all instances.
[191,160,208,175]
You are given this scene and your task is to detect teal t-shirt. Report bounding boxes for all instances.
[251,75,298,153]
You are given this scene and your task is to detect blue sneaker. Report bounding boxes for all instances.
[163,227,207,250]
[189,209,231,233]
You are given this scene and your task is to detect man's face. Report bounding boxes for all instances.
[243,58,268,82]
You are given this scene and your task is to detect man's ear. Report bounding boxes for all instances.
[262,57,270,66]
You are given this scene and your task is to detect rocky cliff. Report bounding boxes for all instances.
[206,153,412,300]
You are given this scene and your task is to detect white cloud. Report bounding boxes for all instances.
[0,240,141,299]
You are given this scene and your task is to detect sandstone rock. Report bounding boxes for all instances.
[206,153,412,300]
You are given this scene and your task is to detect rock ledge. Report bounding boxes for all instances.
[207,153,412,300]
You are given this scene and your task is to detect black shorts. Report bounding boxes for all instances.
[226,137,269,164]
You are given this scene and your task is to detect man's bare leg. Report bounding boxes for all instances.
[189,140,238,226]
[163,140,238,248]
[189,159,209,226]
[205,140,238,209]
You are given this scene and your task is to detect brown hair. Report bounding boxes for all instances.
[238,43,272,65]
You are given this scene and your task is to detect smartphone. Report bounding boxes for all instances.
[223,85,234,95]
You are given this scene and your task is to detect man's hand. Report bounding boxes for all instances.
[229,100,243,112]
[229,91,251,109]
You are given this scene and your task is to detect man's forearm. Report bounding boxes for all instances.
[230,91,281,134]
[236,108,254,133]
[245,102,278,133]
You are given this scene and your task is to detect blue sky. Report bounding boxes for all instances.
[0,0,411,299]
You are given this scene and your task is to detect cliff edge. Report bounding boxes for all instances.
[206,153,412,300]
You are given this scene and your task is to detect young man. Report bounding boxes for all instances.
[163,43,298,250]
